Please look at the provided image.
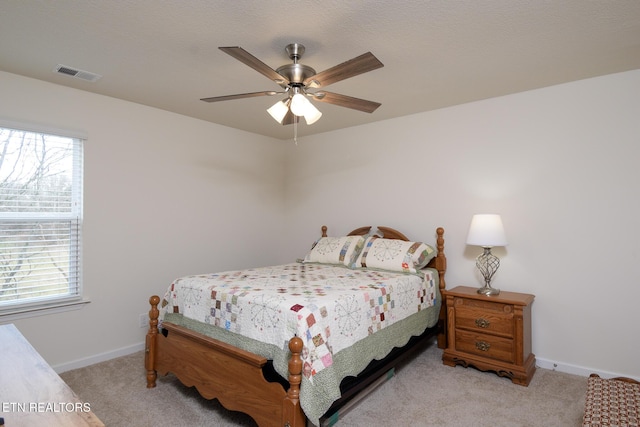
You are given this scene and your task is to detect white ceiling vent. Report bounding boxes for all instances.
[54,64,102,82]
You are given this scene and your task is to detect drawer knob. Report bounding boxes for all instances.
[475,318,490,328]
[475,341,491,352]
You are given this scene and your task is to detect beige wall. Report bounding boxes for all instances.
[2,69,639,380]
[284,69,640,379]
[0,71,286,368]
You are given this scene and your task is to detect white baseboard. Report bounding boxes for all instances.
[536,357,640,381]
[52,341,145,374]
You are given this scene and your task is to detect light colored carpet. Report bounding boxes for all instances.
[60,340,587,426]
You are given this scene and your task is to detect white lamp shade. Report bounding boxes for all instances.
[267,100,289,123]
[466,214,508,247]
[303,102,322,125]
[290,93,311,116]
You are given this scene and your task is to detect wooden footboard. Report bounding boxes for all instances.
[145,296,305,427]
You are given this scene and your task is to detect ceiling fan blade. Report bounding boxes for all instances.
[304,52,383,89]
[281,109,300,126]
[200,91,277,102]
[219,46,289,86]
[311,91,381,113]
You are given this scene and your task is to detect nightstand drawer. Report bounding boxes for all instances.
[454,329,515,364]
[454,304,514,338]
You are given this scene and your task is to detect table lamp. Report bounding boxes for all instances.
[466,214,508,296]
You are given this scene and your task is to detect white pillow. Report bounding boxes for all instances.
[354,236,436,273]
[303,235,365,267]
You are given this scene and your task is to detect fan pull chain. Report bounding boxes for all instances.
[294,118,298,145]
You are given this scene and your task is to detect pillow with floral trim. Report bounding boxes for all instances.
[354,236,436,273]
[303,235,366,267]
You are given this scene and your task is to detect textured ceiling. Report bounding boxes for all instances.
[1,0,639,140]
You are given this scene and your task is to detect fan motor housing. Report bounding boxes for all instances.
[276,63,316,85]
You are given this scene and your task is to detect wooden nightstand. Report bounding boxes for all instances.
[442,286,535,386]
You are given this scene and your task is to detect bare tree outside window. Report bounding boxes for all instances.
[0,126,82,309]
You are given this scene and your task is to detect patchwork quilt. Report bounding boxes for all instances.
[159,262,439,424]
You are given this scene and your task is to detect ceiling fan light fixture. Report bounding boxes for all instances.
[203,44,384,132]
[267,99,289,123]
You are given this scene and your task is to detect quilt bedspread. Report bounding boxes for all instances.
[159,262,438,424]
[160,262,436,379]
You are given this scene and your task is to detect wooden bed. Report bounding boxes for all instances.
[145,225,447,427]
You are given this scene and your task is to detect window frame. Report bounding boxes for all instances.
[0,121,87,320]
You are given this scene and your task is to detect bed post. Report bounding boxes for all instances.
[145,295,160,388]
[434,227,448,349]
[283,336,306,427]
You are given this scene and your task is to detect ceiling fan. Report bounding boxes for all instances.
[200,43,384,126]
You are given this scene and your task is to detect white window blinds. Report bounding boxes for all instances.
[0,126,83,312]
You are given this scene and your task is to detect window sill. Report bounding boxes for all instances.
[0,299,91,323]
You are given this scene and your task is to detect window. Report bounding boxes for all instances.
[0,125,83,315]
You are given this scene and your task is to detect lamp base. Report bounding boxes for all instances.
[477,285,500,296]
